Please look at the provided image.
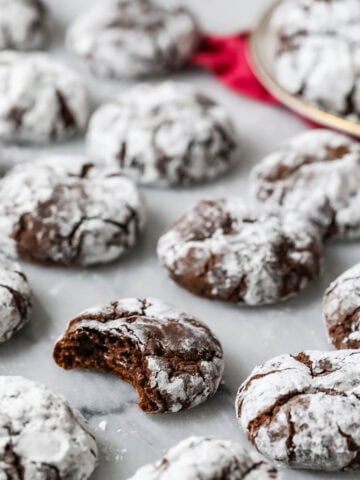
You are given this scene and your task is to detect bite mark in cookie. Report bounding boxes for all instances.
[53,298,224,413]
[236,350,360,471]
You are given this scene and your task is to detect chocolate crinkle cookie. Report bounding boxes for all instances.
[0,157,145,266]
[251,129,360,240]
[157,198,323,305]
[323,263,360,349]
[0,51,90,144]
[66,0,200,79]
[86,82,238,187]
[127,436,281,479]
[236,350,360,471]
[0,376,98,479]
[0,237,31,343]
[270,0,360,120]
[53,298,224,414]
[0,0,47,51]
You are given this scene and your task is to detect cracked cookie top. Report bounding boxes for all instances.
[127,436,281,479]
[0,0,48,51]
[270,0,360,119]
[157,197,323,305]
[250,129,360,239]
[324,263,360,349]
[53,297,224,413]
[0,237,31,343]
[236,350,360,471]
[66,0,200,79]
[86,82,238,187]
[0,51,90,144]
[0,376,98,479]
[0,157,145,266]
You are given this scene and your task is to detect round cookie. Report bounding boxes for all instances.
[270,0,360,119]
[0,0,47,51]
[86,82,237,187]
[250,129,360,239]
[0,376,98,479]
[0,157,145,266]
[127,436,281,479]
[53,297,224,414]
[0,51,90,144]
[0,237,31,343]
[323,263,360,349]
[157,198,323,305]
[66,0,199,79]
[236,350,360,471]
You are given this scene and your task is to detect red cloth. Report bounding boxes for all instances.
[192,32,278,104]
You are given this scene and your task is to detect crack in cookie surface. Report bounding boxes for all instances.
[236,350,360,471]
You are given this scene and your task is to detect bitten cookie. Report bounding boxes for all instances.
[270,0,360,120]
[251,129,360,239]
[0,51,90,144]
[0,238,31,343]
[53,298,224,414]
[323,263,360,349]
[0,376,98,479]
[66,0,199,79]
[0,157,145,266]
[127,436,281,479]
[236,350,360,471]
[157,198,323,305]
[0,0,47,51]
[86,82,237,187]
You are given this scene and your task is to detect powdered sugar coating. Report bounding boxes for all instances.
[0,156,145,266]
[54,297,224,414]
[86,82,237,187]
[0,0,47,51]
[0,237,31,343]
[0,51,90,144]
[0,376,98,479]
[251,129,360,239]
[157,197,323,305]
[67,0,199,79]
[324,263,360,349]
[128,436,281,479]
[236,350,360,471]
[270,0,360,119]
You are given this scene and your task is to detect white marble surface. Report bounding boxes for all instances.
[1,0,359,479]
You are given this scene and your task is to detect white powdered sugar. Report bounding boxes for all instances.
[86,82,238,187]
[0,51,90,144]
[236,350,360,471]
[127,436,281,479]
[54,298,224,414]
[270,0,360,119]
[251,129,360,239]
[0,237,32,343]
[66,0,199,79]
[157,197,323,305]
[0,0,47,51]
[323,263,360,349]
[0,156,146,266]
[0,376,98,479]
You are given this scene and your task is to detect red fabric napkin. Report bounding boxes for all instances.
[192,32,278,104]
